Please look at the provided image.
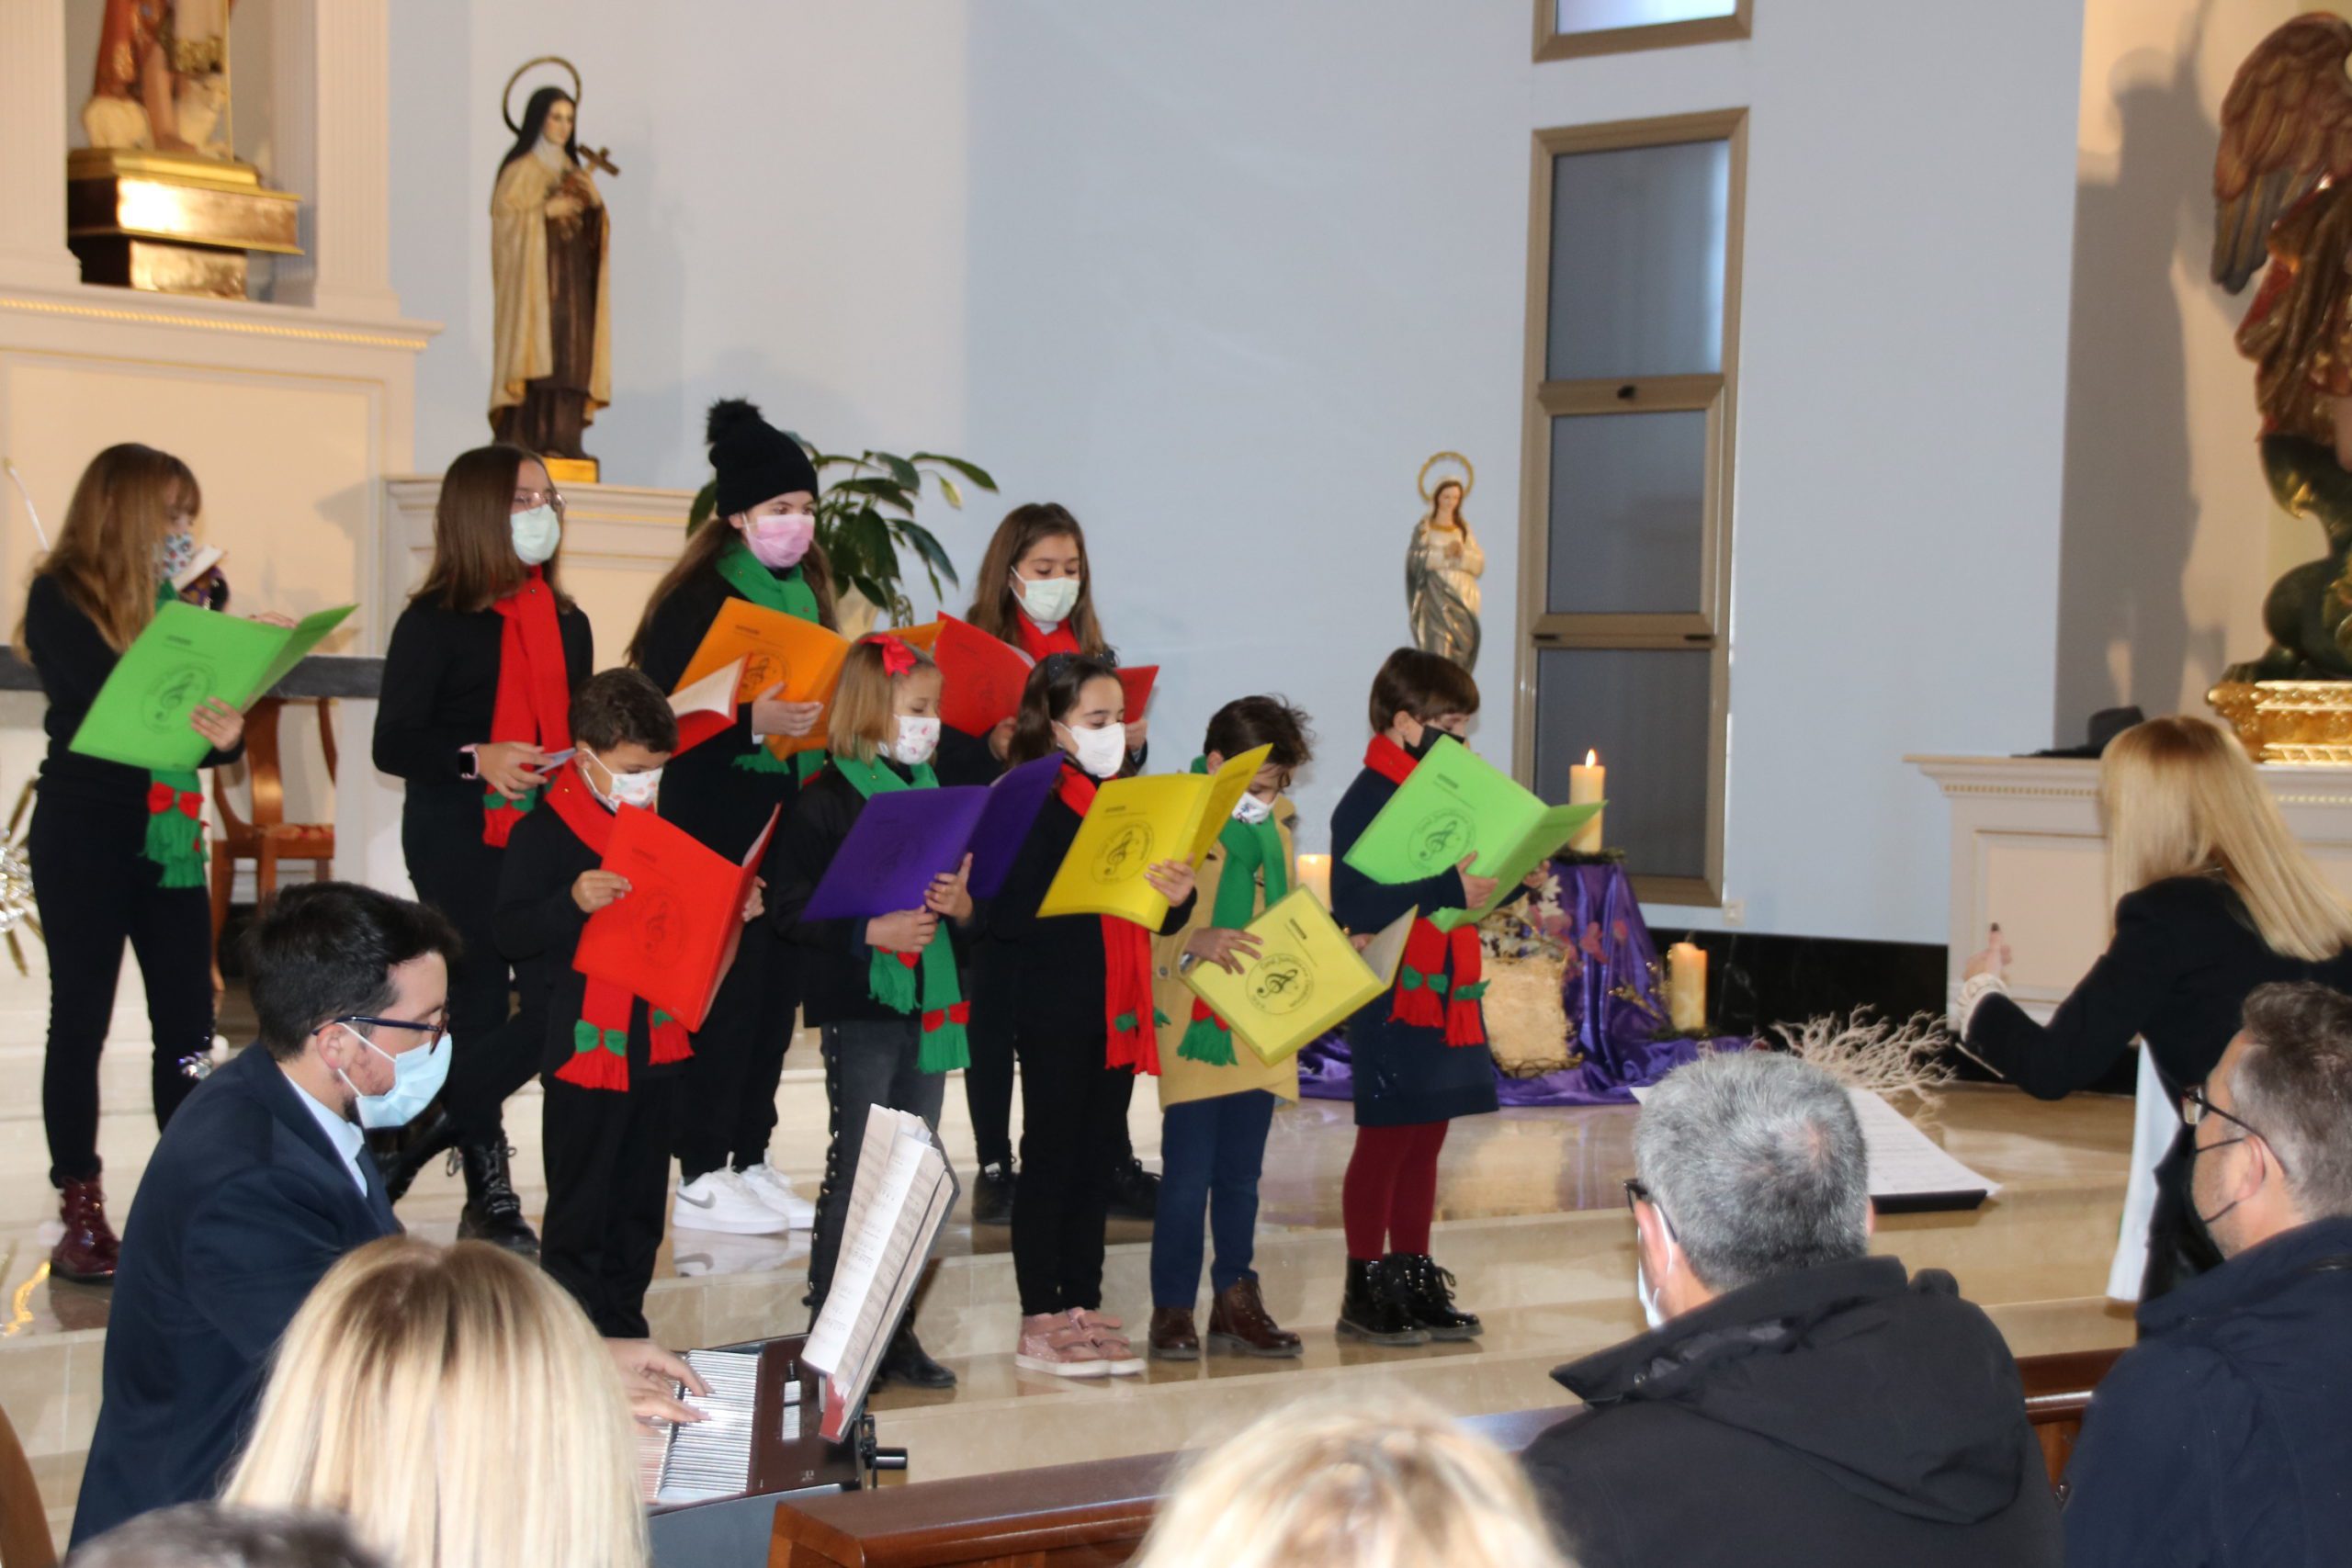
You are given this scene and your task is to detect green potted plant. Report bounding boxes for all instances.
[689,440,995,634]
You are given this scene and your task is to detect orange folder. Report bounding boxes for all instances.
[921,615,1035,738]
[676,599,851,760]
[572,805,777,1032]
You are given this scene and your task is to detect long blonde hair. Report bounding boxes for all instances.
[15,442,197,656]
[2101,715,2352,963]
[1131,1397,1569,1568]
[224,1237,648,1568]
[826,635,940,762]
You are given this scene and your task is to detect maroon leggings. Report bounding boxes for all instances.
[1341,1120,1450,1260]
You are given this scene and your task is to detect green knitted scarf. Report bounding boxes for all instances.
[1176,758,1287,1066]
[832,753,969,1072]
[714,538,823,780]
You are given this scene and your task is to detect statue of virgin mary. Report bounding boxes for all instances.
[489,85,612,467]
[1406,463,1484,671]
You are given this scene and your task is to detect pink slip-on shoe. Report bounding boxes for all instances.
[1015,1311,1111,1377]
[1071,1308,1145,1376]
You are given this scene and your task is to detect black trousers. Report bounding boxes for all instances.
[1010,1020,1131,1317]
[30,795,212,1188]
[541,1072,678,1338]
[673,927,797,1182]
[965,953,1136,1173]
[808,1019,947,1306]
[403,808,542,1145]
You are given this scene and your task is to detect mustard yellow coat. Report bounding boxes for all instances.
[1152,801,1304,1111]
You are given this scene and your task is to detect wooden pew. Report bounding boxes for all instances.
[764,1355,2120,1568]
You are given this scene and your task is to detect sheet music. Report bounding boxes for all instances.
[803,1108,956,1439]
[1627,1085,1998,1202]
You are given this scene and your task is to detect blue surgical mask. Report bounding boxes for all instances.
[510,504,562,566]
[335,1024,453,1131]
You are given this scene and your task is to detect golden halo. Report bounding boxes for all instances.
[1418,451,1475,506]
[503,56,582,135]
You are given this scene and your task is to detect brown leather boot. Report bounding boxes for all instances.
[1148,1306,1200,1360]
[52,1177,119,1283]
[1208,1275,1303,1358]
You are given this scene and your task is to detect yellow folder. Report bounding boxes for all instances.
[1035,746,1272,925]
[1185,892,1418,1065]
[675,597,852,760]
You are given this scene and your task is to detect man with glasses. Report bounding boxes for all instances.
[2062,980,2352,1568]
[1521,1050,2061,1568]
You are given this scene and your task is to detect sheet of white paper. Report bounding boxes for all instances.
[2107,1043,2171,1301]
[1627,1084,2000,1202]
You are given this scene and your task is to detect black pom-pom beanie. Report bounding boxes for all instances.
[706,398,819,516]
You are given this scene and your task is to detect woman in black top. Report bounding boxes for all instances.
[628,400,834,1235]
[16,444,251,1281]
[371,445,591,1250]
[1962,715,2352,1297]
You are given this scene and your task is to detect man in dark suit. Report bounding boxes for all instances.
[72,883,455,1544]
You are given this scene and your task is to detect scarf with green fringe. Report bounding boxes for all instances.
[143,586,207,888]
[832,753,969,1073]
[714,538,823,780]
[543,764,691,1091]
[1175,758,1287,1066]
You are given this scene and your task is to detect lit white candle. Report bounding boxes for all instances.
[1667,942,1707,1034]
[1569,750,1605,853]
[1296,853,1333,909]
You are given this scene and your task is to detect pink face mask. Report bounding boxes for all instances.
[741,511,815,569]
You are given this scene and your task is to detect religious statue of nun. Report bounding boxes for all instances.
[1405,456,1484,671]
[489,80,612,467]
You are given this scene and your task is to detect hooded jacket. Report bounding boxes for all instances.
[1521,1255,2062,1568]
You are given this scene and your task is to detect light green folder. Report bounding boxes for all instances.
[69,602,356,773]
[1340,734,1602,931]
[1184,891,1418,1065]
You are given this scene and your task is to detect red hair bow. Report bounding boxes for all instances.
[863,634,916,676]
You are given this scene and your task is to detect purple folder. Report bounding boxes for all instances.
[801,754,1062,921]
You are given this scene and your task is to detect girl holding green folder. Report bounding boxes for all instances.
[16,444,249,1282]
[1145,696,1316,1361]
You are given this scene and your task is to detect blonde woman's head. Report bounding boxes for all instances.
[2099,715,2352,963]
[224,1237,646,1568]
[1131,1396,1569,1568]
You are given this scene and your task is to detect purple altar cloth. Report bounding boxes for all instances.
[1296,860,1721,1107]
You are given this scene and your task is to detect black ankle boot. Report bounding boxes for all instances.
[970,1160,1015,1226]
[1387,1252,1480,1340]
[370,1100,458,1203]
[1335,1257,1429,1347]
[1107,1157,1160,1222]
[876,1325,957,1390]
[456,1140,538,1256]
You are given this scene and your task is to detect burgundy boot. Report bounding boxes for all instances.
[52,1178,119,1283]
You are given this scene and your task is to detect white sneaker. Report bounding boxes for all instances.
[672,1170,787,1235]
[736,1160,817,1229]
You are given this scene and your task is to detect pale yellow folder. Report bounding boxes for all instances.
[1036,746,1272,925]
[1185,891,1419,1066]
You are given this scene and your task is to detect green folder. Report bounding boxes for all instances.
[1340,734,1602,931]
[1184,892,1418,1066]
[69,602,356,773]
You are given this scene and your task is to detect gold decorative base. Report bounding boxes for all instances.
[65,150,300,299]
[2208,679,2352,763]
[542,457,600,485]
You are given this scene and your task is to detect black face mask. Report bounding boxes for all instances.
[1405,726,1447,761]
[2191,1134,2254,1231]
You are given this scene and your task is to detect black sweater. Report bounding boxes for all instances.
[632,567,805,859]
[984,767,1195,1041]
[24,574,243,810]
[773,761,974,1026]
[492,803,684,1082]
[371,594,594,832]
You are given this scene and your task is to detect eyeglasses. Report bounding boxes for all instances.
[2180,1086,2290,1176]
[1623,1177,1678,1242]
[335,1013,447,1052]
[513,489,566,513]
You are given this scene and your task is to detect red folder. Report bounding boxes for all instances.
[667,656,745,757]
[1117,664,1158,722]
[572,805,777,1032]
[925,615,1035,738]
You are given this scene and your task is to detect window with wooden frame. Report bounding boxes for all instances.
[1534,0,1751,62]
[1514,109,1745,908]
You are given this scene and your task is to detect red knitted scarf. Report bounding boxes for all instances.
[1054,763,1160,1075]
[1012,615,1080,663]
[482,569,572,847]
[1363,736,1487,1047]
[543,765,692,1090]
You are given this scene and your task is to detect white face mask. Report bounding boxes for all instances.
[1232,792,1273,825]
[1057,720,1127,779]
[1635,1256,1668,1330]
[582,751,661,810]
[511,503,562,566]
[1013,572,1080,626]
[888,715,942,767]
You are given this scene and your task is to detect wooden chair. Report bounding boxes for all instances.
[209,697,337,984]
[0,1398,57,1568]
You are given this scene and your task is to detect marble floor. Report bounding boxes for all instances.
[0,951,2141,1542]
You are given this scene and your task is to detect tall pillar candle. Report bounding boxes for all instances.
[1667,942,1707,1033]
[1296,853,1333,909]
[1569,750,1605,853]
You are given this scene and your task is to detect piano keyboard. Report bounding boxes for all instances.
[639,1348,801,1504]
